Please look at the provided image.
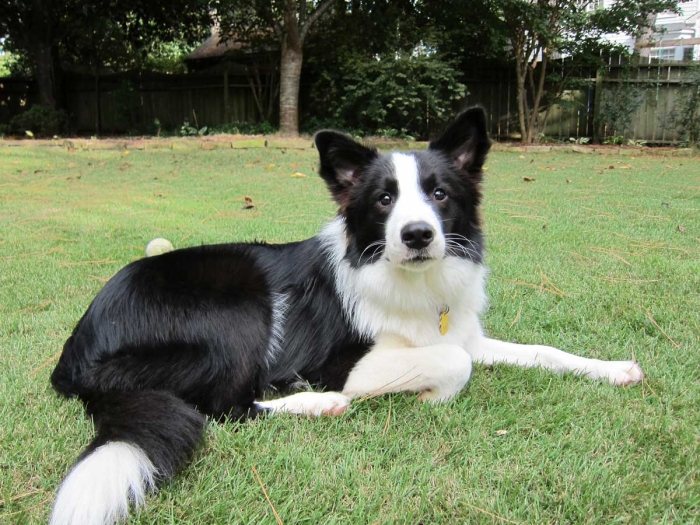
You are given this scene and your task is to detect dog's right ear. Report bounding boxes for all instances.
[314,131,378,207]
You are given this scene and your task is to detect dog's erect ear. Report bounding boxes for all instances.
[315,131,378,207]
[429,107,490,175]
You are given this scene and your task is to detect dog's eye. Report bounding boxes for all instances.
[378,193,393,206]
[434,188,447,201]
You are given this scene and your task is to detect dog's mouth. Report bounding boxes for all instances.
[406,254,432,263]
[398,251,437,269]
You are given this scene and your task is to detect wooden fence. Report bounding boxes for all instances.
[0,70,264,134]
[0,58,697,142]
[464,58,697,143]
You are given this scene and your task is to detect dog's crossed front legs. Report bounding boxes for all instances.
[256,338,642,416]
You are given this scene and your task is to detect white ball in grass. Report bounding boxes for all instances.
[146,238,174,257]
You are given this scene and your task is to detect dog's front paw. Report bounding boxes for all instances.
[318,393,352,416]
[605,361,644,386]
[257,392,351,416]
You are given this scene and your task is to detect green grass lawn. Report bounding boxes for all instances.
[1,144,699,524]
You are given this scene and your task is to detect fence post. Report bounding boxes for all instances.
[224,71,229,122]
[592,68,603,143]
[94,71,101,135]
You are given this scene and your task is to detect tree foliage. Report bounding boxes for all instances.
[323,52,465,139]
[489,0,679,142]
[667,66,700,147]
[598,80,645,139]
[0,0,212,107]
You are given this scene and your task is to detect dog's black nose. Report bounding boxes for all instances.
[401,221,435,250]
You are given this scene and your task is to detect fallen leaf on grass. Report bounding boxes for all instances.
[291,172,307,178]
[123,150,130,155]
[496,430,508,436]
[522,177,535,182]
[609,165,615,169]
[243,196,255,210]
[619,164,633,169]
[264,164,276,170]
[678,225,686,233]
[537,166,556,171]
[566,179,572,183]
[518,155,525,159]
[244,163,255,168]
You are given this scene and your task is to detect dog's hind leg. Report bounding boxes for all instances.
[471,338,643,386]
[341,343,473,403]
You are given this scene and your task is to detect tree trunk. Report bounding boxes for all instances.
[279,37,303,136]
[33,43,57,108]
[526,55,547,143]
[515,55,528,142]
[29,0,58,108]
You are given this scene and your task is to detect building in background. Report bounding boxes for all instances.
[603,0,700,61]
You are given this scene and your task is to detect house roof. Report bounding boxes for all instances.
[185,30,246,61]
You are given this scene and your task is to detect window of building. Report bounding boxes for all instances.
[650,47,677,60]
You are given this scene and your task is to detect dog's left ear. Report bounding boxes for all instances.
[315,131,378,207]
[429,107,490,176]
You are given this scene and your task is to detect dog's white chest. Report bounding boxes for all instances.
[341,257,487,348]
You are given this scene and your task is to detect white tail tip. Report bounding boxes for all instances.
[50,442,157,525]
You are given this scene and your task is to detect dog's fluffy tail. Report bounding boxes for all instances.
[50,391,206,525]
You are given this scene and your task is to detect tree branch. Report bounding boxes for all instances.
[300,0,336,41]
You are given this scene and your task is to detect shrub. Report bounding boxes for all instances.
[113,80,141,131]
[666,66,700,147]
[10,105,68,137]
[598,82,644,140]
[180,119,206,137]
[310,51,465,140]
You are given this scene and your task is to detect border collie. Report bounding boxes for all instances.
[49,108,643,525]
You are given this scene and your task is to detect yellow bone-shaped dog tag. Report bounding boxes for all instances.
[439,306,450,336]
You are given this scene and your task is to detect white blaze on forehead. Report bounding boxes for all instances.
[385,153,444,263]
[390,153,441,230]
[392,153,423,208]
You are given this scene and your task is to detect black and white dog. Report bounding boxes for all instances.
[49,108,642,525]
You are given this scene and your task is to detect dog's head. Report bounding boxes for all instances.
[315,108,490,271]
